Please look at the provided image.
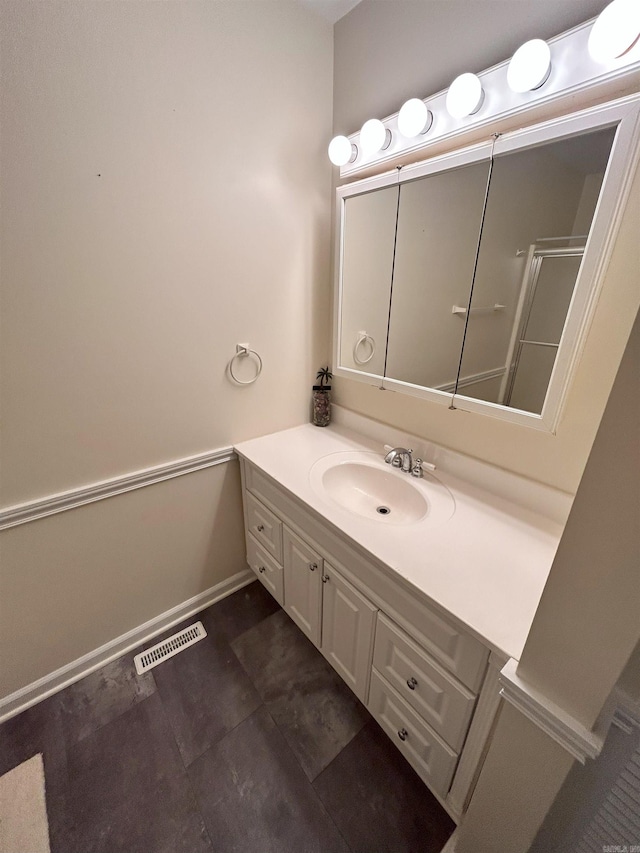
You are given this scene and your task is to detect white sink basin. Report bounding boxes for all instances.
[309,451,455,526]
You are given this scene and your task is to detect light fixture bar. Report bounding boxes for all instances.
[336,16,640,178]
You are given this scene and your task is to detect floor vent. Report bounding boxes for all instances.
[134,622,207,675]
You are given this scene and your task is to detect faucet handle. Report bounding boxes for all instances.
[411,459,424,478]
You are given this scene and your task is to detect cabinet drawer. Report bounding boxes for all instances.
[247,533,283,606]
[373,613,476,751]
[246,492,283,563]
[368,670,458,798]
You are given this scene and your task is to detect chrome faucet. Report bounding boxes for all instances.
[384,447,413,473]
[384,446,425,478]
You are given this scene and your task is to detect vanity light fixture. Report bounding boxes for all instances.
[327,13,640,172]
[397,98,433,138]
[445,73,484,119]
[507,39,552,93]
[360,118,392,155]
[588,0,640,63]
[328,135,358,166]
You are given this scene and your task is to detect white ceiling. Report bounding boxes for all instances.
[298,0,362,24]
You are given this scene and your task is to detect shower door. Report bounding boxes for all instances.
[504,246,584,413]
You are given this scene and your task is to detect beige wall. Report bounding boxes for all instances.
[517,309,640,728]
[619,640,640,706]
[1,0,333,505]
[332,0,638,494]
[457,702,575,853]
[0,2,333,701]
[0,463,246,699]
[456,308,640,853]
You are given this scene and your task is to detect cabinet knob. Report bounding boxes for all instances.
[398,728,408,742]
[322,574,329,583]
[258,566,266,574]
[407,676,418,690]
[257,524,265,532]
[309,562,317,572]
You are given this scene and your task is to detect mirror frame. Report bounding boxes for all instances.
[332,94,640,432]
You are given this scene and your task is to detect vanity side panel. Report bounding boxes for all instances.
[446,652,506,817]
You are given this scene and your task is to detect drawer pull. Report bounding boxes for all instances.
[309,562,317,572]
[322,574,329,583]
[397,728,409,742]
[257,524,265,532]
[258,566,266,574]
[406,677,418,691]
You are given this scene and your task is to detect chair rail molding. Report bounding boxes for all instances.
[499,658,606,763]
[0,446,236,531]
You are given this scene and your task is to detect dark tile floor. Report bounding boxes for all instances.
[0,581,455,853]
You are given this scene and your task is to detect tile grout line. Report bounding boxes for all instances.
[259,703,357,853]
[225,608,369,853]
[58,677,158,753]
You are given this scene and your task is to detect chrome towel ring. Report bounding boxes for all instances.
[353,331,375,365]
[229,344,262,385]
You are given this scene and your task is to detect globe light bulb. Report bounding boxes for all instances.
[328,135,357,166]
[507,39,552,93]
[398,98,433,138]
[588,0,640,63]
[446,73,484,119]
[360,119,391,155]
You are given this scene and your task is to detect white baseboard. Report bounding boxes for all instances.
[0,569,254,724]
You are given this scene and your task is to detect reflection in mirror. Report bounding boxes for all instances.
[385,160,491,389]
[456,127,616,413]
[339,185,399,377]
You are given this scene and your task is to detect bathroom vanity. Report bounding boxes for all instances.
[234,413,568,821]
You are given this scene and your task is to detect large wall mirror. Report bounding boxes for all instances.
[333,97,640,431]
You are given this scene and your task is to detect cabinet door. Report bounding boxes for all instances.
[283,527,322,646]
[321,562,377,704]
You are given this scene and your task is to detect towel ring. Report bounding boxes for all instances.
[353,331,375,365]
[229,345,263,385]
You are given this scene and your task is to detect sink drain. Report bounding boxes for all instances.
[376,505,391,515]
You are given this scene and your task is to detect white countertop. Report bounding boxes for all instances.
[234,422,565,661]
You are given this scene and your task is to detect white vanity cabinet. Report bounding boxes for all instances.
[238,455,502,822]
